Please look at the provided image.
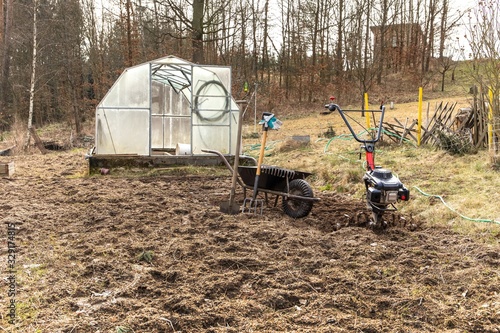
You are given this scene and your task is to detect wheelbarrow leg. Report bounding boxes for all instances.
[273,195,279,207]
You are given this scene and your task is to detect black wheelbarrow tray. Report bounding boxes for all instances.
[202,149,320,218]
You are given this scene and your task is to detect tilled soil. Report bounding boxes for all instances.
[0,150,499,333]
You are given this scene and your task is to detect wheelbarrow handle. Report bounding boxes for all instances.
[201,149,247,188]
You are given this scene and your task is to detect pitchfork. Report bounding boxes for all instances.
[242,112,281,214]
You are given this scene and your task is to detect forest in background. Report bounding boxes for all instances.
[0,0,499,138]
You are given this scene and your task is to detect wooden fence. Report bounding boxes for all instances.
[383,99,497,153]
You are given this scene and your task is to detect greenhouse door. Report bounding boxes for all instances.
[151,81,191,152]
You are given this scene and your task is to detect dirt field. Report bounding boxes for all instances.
[0,149,499,333]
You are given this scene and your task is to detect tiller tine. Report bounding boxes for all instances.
[242,197,264,215]
[370,210,388,229]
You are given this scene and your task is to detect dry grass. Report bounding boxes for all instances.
[3,117,29,155]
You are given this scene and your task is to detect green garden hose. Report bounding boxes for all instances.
[413,186,500,225]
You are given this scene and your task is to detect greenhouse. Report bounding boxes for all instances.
[93,55,240,157]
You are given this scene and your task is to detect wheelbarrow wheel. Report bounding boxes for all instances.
[282,179,314,218]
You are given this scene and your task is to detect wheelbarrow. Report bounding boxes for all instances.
[202,149,320,218]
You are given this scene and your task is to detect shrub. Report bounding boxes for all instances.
[437,129,474,155]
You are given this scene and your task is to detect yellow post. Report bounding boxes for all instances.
[417,87,423,146]
[364,92,371,129]
[488,88,494,153]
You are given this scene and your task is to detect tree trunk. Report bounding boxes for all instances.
[71,77,81,135]
[0,0,3,44]
[262,0,269,83]
[26,0,38,148]
[192,0,204,63]
[308,0,320,102]
[125,0,133,66]
[363,0,371,82]
[422,0,437,73]
[251,0,259,82]
[239,3,248,80]
[0,0,14,128]
[376,0,389,84]
[335,0,344,77]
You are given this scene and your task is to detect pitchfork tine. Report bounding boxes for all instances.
[242,197,264,215]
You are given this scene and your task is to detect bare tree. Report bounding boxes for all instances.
[122,0,136,66]
[192,0,204,63]
[153,0,236,63]
[466,0,500,105]
[422,0,441,73]
[250,0,261,81]
[307,0,320,102]
[316,0,332,83]
[436,53,455,91]
[347,0,377,105]
[279,0,293,98]
[334,0,344,78]
[82,0,106,103]
[25,0,38,147]
[0,0,471,133]
[57,0,85,134]
[465,0,500,160]
[263,0,270,83]
[372,0,398,84]
[0,0,14,129]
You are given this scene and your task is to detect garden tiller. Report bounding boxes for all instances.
[323,99,410,227]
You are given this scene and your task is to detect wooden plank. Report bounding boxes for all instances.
[87,154,253,175]
[420,124,439,145]
[426,102,430,127]
[421,112,439,143]
[476,128,488,148]
[427,101,443,130]
[400,117,410,144]
[0,162,15,177]
[383,123,403,143]
[405,121,418,142]
[391,118,407,143]
[388,118,418,142]
[0,145,15,156]
[476,93,485,144]
[421,115,443,144]
[395,118,418,142]
[441,102,457,128]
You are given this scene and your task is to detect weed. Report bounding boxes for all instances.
[319,183,333,191]
[243,132,260,139]
[137,250,154,263]
[321,125,336,138]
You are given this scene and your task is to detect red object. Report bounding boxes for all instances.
[330,96,335,101]
[366,151,375,171]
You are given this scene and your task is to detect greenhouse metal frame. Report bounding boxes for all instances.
[94,55,240,157]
